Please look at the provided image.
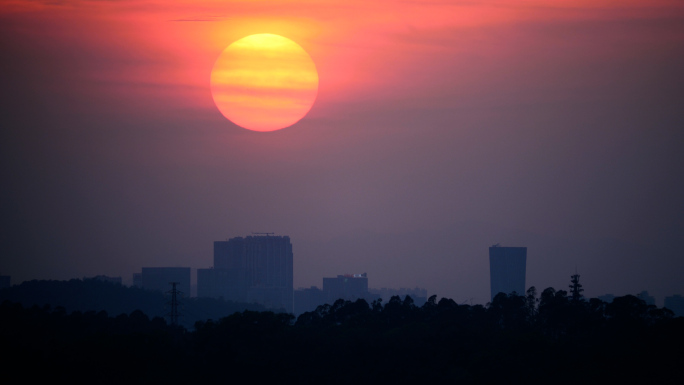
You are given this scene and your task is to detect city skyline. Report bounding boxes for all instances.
[2,220,683,306]
[4,234,675,307]
[2,1,683,306]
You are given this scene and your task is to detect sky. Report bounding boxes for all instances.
[1,0,683,305]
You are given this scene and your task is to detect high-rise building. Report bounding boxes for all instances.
[489,245,526,301]
[198,235,293,313]
[141,267,191,297]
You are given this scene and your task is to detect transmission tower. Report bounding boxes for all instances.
[166,282,183,326]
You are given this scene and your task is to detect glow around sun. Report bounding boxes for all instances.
[210,34,319,132]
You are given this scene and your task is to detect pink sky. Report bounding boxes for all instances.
[4,0,682,112]
[2,0,683,303]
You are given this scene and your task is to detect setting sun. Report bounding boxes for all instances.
[210,34,319,132]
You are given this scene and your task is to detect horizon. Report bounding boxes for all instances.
[2,232,673,308]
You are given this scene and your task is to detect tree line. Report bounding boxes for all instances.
[0,278,268,328]
[2,276,683,384]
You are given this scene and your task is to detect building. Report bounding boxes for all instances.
[293,274,391,315]
[489,245,527,301]
[198,235,293,313]
[322,273,372,304]
[294,286,326,315]
[197,267,244,301]
[141,267,191,297]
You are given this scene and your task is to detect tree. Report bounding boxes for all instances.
[525,286,538,323]
[538,287,570,336]
[569,274,584,302]
[488,292,528,330]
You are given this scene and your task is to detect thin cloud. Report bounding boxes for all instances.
[171,16,225,22]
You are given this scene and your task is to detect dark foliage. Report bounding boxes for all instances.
[0,278,267,329]
[2,287,683,385]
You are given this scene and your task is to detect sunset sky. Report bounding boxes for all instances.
[2,0,683,304]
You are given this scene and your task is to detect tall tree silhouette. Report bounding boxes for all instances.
[569,273,584,302]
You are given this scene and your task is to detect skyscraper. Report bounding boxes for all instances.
[198,234,293,313]
[489,245,527,301]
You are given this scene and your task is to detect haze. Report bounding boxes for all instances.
[1,0,683,305]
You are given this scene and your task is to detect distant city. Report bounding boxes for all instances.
[127,234,429,316]
[1,234,683,317]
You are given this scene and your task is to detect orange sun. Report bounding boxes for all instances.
[210,34,319,132]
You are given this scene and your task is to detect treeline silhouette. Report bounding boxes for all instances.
[2,281,683,384]
[0,278,268,329]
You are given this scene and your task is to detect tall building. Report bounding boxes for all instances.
[198,235,293,313]
[141,267,191,297]
[489,245,526,301]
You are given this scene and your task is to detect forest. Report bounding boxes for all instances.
[1,279,683,384]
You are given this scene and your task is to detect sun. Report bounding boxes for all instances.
[210,34,319,132]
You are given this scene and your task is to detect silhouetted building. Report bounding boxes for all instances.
[141,267,191,297]
[198,235,293,313]
[489,245,526,301]
[294,286,325,315]
[664,295,684,317]
[0,275,10,289]
[323,273,372,303]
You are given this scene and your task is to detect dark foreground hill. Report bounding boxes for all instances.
[2,288,683,384]
[0,278,267,328]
